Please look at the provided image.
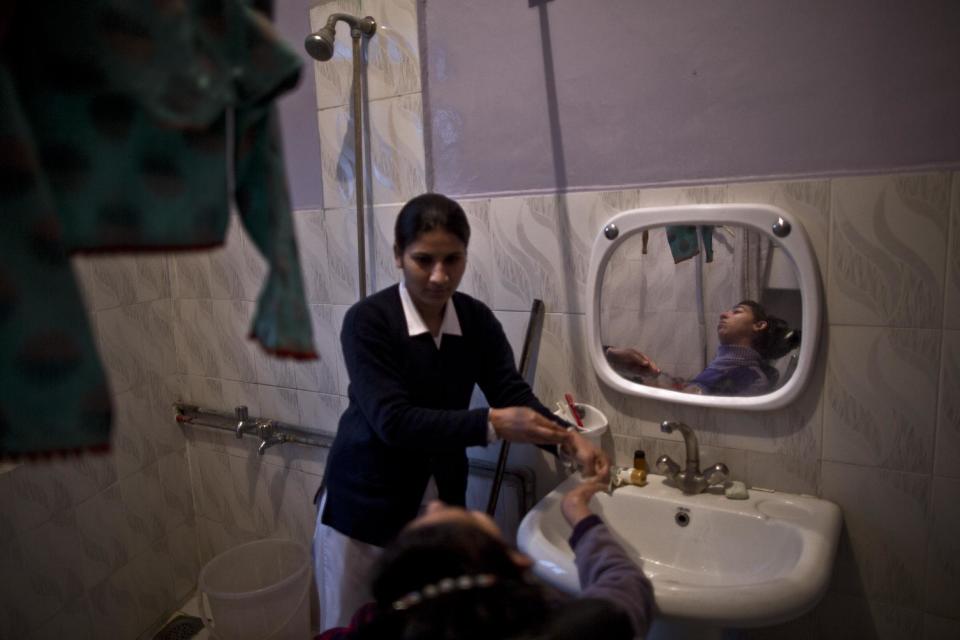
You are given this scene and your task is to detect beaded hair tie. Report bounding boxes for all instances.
[391,573,497,611]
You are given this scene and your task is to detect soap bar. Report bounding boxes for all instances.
[724,480,749,500]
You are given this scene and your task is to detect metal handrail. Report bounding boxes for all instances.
[174,403,535,514]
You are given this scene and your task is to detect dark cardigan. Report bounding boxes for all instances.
[321,285,560,547]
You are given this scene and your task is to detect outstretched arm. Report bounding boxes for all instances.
[562,481,656,638]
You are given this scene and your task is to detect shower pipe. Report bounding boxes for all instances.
[173,403,536,516]
[305,14,377,298]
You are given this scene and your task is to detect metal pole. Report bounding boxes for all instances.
[486,299,545,516]
[351,31,367,299]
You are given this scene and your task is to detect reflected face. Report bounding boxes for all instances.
[717,304,767,347]
[409,501,505,541]
[395,230,467,318]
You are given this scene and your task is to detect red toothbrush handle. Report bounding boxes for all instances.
[564,393,584,427]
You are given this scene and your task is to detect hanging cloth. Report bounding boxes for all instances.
[666,225,714,264]
[0,0,315,458]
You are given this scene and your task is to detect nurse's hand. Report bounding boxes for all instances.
[562,431,611,483]
[489,407,568,445]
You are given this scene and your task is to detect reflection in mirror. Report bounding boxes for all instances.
[599,224,803,398]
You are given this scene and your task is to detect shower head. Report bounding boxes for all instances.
[304,13,377,61]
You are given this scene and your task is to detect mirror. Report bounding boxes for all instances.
[587,204,821,410]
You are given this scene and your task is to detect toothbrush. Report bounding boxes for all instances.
[564,393,585,429]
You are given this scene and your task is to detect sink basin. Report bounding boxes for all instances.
[517,474,841,628]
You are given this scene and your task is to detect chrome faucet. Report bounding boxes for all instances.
[256,420,287,455]
[235,406,258,439]
[656,421,728,494]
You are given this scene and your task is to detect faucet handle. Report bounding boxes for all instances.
[703,462,729,486]
[656,454,681,477]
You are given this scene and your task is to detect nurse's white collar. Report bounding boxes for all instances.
[398,281,462,348]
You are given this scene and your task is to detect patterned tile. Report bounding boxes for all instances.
[822,461,930,607]
[924,476,960,618]
[490,196,575,313]
[75,484,133,589]
[317,105,355,210]
[935,330,960,477]
[321,207,363,303]
[728,178,831,279]
[362,0,421,100]
[368,202,401,294]
[823,326,939,472]
[829,173,950,328]
[367,93,426,206]
[944,173,960,330]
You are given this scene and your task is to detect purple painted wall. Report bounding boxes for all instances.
[423,0,960,198]
[274,0,323,210]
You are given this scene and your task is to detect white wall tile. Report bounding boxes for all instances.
[322,207,362,303]
[727,178,831,276]
[158,451,194,535]
[20,509,86,627]
[210,300,259,382]
[490,196,570,313]
[924,476,960,618]
[294,209,333,304]
[87,562,142,640]
[935,330,960,477]
[126,537,176,630]
[368,202,401,293]
[317,106,355,209]
[456,198,495,305]
[257,385,302,426]
[297,390,342,435]
[829,173,950,328]
[362,0,421,100]
[294,304,342,394]
[823,326,939,472]
[75,484,132,590]
[30,595,96,640]
[367,93,426,206]
[167,519,199,602]
[944,172,960,330]
[822,461,930,607]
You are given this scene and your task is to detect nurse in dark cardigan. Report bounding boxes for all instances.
[313,193,609,631]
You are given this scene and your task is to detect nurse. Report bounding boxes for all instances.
[314,193,609,630]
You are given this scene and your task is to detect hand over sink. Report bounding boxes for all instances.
[517,474,841,628]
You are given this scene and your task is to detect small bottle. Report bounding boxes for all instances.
[630,449,648,486]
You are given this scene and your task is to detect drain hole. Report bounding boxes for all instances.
[675,511,690,527]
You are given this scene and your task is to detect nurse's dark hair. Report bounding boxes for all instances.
[737,300,801,360]
[395,193,471,253]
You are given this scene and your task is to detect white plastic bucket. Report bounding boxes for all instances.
[199,538,311,640]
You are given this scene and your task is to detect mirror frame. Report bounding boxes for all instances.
[586,203,822,411]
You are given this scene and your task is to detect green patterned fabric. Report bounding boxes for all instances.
[0,0,314,457]
[666,225,714,264]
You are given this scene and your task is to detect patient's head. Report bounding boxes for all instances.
[359,501,546,639]
[718,300,799,359]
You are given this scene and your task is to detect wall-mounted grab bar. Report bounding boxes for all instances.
[174,403,536,515]
[175,404,336,453]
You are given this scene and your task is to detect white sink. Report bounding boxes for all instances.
[517,474,841,628]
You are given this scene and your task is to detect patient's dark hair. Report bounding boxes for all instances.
[355,522,549,640]
[737,300,801,360]
[395,193,471,253]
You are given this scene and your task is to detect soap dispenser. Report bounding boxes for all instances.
[630,449,648,486]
